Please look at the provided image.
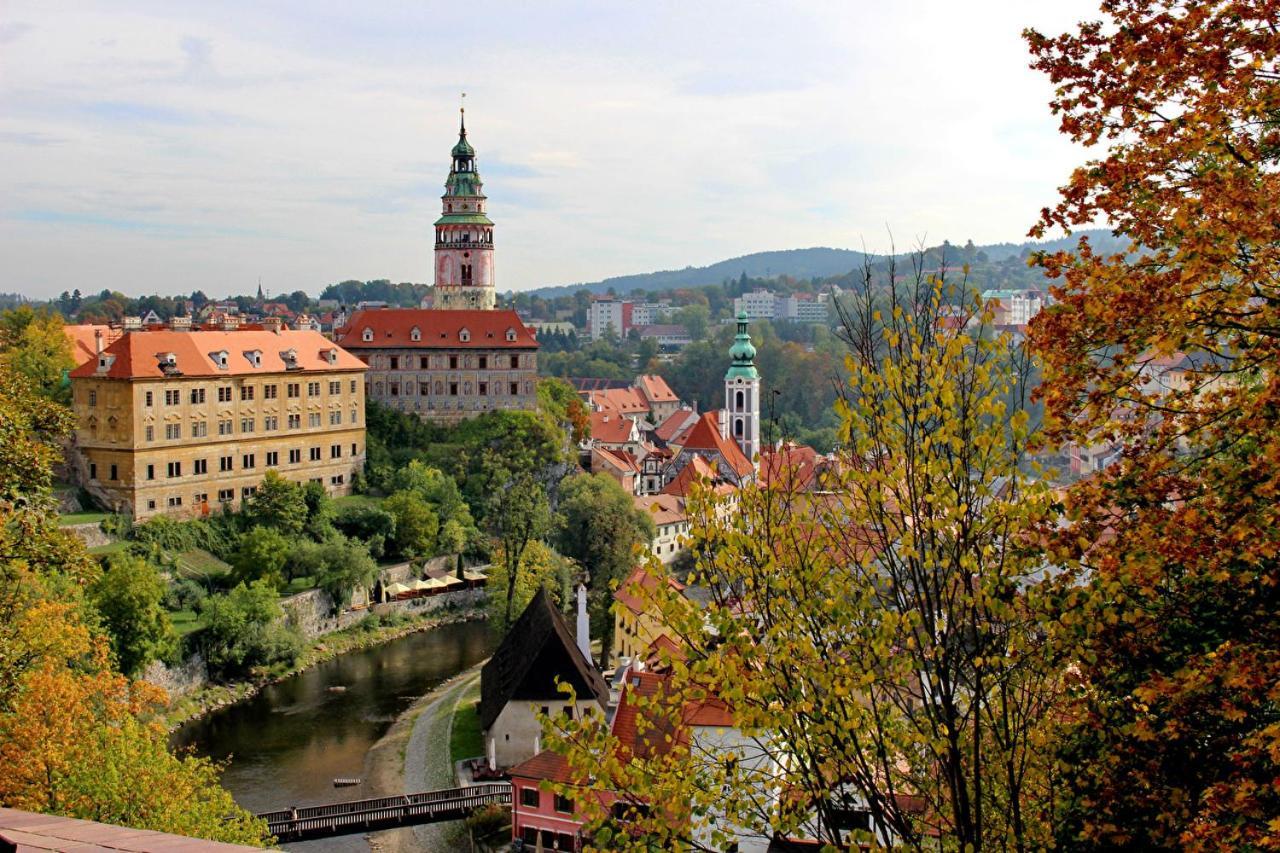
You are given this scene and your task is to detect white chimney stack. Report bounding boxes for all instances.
[576,584,591,663]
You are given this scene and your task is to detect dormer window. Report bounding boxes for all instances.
[322,348,338,365]
[506,328,517,342]
[96,354,115,373]
[244,350,263,368]
[459,328,470,343]
[362,327,374,342]
[410,326,421,342]
[210,350,230,370]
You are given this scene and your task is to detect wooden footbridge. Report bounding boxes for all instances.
[258,782,511,842]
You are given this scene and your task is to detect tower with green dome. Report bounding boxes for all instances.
[432,105,497,310]
[723,310,761,463]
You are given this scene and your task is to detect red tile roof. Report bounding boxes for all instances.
[636,494,686,527]
[593,446,639,476]
[654,409,699,443]
[660,455,718,498]
[590,411,638,445]
[509,748,575,784]
[590,387,649,416]
[759,442,820,491]
[615,566,685,617]
[635,374,678,405]
[68,330,365,380]
[64,324,120,367]
[334,308,537,350]
[679,413,753,477]
[610,669,678,760]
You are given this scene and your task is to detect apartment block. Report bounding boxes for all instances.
[69,329,367,520]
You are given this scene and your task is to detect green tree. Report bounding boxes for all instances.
[384,490,440,559]
[546,265,1061,851]
[485,540,573,635]
[484,463,554,625]
[312,537,379,610]
[229,525,290,590]
[87,554,177,677]
[673,302,710,341]
[199,580,301,677]
[0,306,75,400]
[556,473,655,663]
[333,503,396,558]
[300,480,336,540]
[245,470,308,536]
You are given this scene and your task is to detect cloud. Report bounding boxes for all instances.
[0,22,33,44]
[0,0,1097,299]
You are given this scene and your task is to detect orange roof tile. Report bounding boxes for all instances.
[590,386,649,415]
[509,748,575,784]
[593,446,639,475]
[654,408,699,443]
[334,308,537,350]
[63,324,120,367]
[69,329,365,380]
[679,413,753,477]
[635,374,679,404]
[760,442,820,490]
[615,566,685,617]
[591,410,638,445]
[636,494,686,527]
[660,455,718,498]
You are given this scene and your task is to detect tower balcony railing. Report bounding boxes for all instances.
[434,240,493,250]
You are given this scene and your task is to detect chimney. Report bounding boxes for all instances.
[576,584,591,663]
[94,329,104,355]
[262,316,283,335]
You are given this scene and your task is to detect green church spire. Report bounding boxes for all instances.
[726,310,759,380]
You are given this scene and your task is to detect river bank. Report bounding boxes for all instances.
[363,662,486,853]
[164,605,486,730]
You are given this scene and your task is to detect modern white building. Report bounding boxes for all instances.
[733,289,777,320]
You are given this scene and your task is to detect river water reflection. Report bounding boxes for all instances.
[173,619,496,851]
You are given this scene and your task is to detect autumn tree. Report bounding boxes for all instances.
[0,306,75,400]
[485,540,573,634]
[1026,3,1280,847]
[546,263,1061,851]
[0,368,268,844]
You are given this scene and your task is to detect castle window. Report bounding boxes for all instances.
[735,418,744,437]
[410,327,421,342]
[459,328,470,343]
[735,390,744,409]
[506,328,517,342]
[362,327,373,342]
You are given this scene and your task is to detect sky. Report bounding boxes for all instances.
[0,1,1101,301]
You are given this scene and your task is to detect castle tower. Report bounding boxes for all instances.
[433,106,497,310]
[724,310,760,463]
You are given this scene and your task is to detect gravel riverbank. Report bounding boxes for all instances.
[363,663,486,853]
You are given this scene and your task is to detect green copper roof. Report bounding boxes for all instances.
[452,134,475,157]
[434,212,495,226]
[445,171,485,198]
[726,310,759,379]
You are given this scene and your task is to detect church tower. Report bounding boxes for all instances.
[433,107,497,311]
[724,310,761,463]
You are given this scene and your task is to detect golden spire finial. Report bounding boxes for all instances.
[460,91,466,132]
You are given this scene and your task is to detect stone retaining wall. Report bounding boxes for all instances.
[64,521,111,549]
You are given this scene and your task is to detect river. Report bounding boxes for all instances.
[172,619,497,851]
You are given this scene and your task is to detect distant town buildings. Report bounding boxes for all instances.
[733,288,830,324]
[586,297,672,340]
[981,288,1045,327]
[68,328,367,520]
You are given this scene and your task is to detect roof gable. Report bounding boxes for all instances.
[680,413,753,476]
[479,588,608,730]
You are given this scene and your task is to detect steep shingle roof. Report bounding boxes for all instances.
[479,588,608,731]
[679,412,753,477]
[635,374,679,404]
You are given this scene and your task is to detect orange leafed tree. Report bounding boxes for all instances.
[1026,2,1280,848]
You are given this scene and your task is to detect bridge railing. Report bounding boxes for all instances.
[260,783,512,841]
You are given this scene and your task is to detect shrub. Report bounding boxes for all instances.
[199,580,302,678]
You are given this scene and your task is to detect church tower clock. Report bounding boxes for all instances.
[432,107,497,310]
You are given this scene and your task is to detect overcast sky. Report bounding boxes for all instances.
[0,1,1100,300]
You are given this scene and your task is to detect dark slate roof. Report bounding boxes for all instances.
[478,588,608,731]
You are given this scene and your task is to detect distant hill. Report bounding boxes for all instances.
[526,229,1123,298]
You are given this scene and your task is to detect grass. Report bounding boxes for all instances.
[332,494,384,510]
[170,609,205,637]
[58,511,109,527]
[87,541,130,557]
[174,549,230,580]
[448,676,484,766]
